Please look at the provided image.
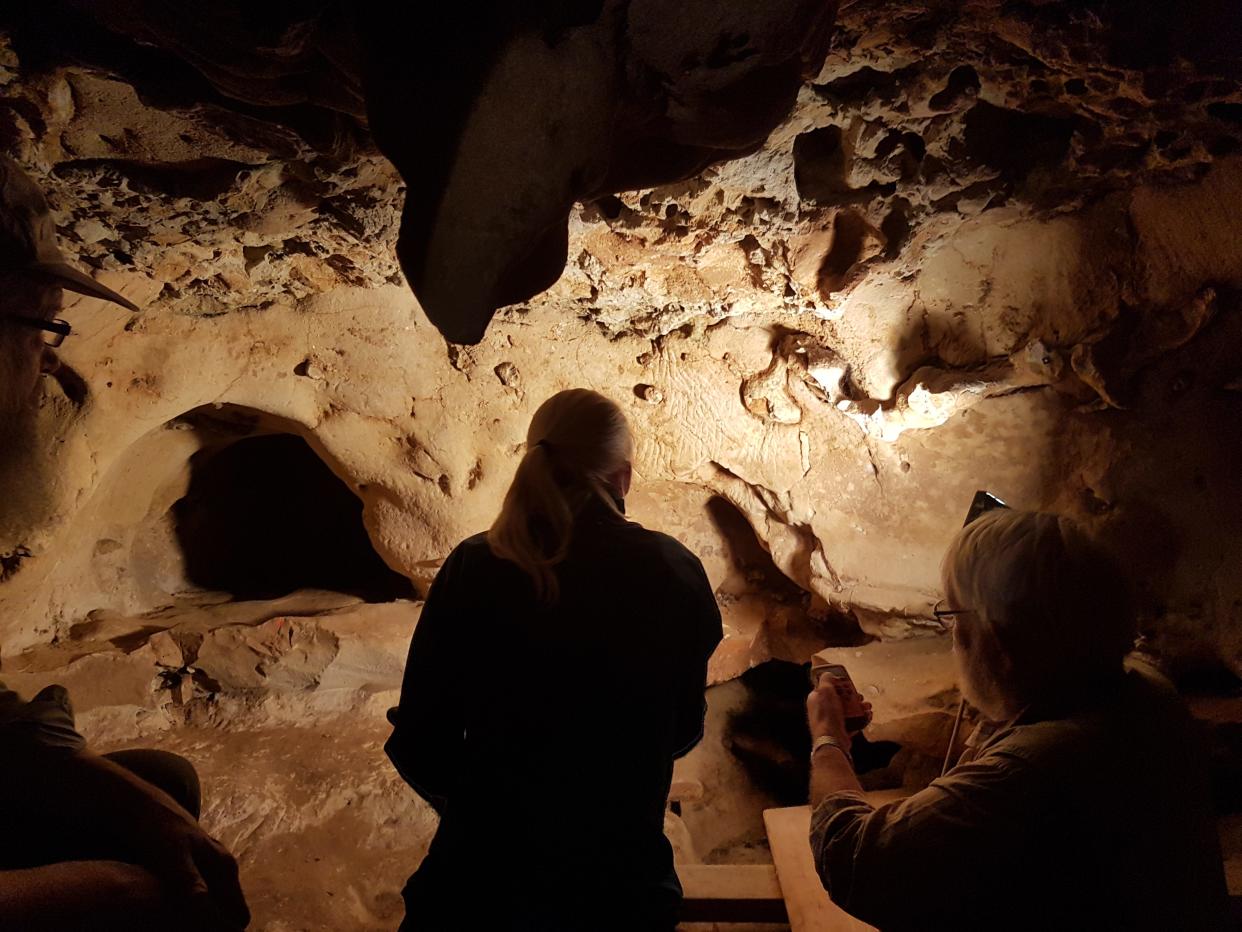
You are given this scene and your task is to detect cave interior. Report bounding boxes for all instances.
[1,1,1241,929]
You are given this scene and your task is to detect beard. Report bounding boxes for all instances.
[954,644,1018,723]
[0,359,56,554]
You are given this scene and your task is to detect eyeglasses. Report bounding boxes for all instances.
[932,599,973,628]
[3,314,71,347]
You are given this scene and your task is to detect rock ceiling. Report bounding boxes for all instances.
[5,0,1240,334]
[1,1,1241,676]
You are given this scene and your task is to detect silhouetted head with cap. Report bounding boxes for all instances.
[0,155,139,535]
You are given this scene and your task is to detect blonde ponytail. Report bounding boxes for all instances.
[487,389,632,601]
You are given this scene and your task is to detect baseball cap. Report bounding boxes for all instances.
[0,155,139,312]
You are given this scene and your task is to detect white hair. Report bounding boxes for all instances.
[941,509,1135,712]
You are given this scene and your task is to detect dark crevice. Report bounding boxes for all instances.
[593,194,624,220]
[900,132,926,163]
[1154,130,1180,150]
[793,126,897,205]
[52,157,261,201]
[0,547,32,584]
[818,210,871,294]
[812,64,919,105]
[881,198,912,259]
[49,361,90,408]
[172,432,415,602]
[962,101,1076,178]
[793,125,848,201]
[1207,136,1240,157]
[928,65,981,111]
[725,660,901,804]
[705,496,806,603]
[1207,102,1242,125]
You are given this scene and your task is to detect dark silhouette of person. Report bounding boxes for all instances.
[0,154,249,930]
[807,509,1229,931]
[387,388,722,930]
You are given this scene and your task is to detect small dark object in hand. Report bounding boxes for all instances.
[809,661,873,732]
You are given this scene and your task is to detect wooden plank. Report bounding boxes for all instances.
[679,863,788,923]
[668,778,705,803]
[763,806,877,932]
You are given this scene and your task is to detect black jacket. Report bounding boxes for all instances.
[386,498,723,929]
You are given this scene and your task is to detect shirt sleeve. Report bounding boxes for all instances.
[0,682,87,754]
[671,552,723,759]
[809,748,1041,928]
[384,545,469,811]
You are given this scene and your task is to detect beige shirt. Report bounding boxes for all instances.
[810,670,1228,931]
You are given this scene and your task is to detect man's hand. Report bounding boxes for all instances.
[807,673,872,740]
[806,673,869,805]
[141,813,249,930]
[4,749,250,930]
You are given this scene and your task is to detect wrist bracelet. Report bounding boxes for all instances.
[811,734,853,766]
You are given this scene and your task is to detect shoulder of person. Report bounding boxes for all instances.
[626,524,710,577]
[449,531,510,563]
[989,717,1092,767]
[453,531,493,559]
[432,532,502,581]
[989,668,1183,767]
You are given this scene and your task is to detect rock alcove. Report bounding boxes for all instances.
[172,422,415,604]
[1,1,1242,927]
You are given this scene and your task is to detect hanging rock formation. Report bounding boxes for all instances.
[3,0,1240,673]
[17,0,837,342]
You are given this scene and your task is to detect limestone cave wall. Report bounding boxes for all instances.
[2,3,1242,927]
[2,2,1240,675]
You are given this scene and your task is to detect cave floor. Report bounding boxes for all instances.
[95,713,429,932]
[5,590,1241,929]
[86,705,1242,932]
[89,710,790,932]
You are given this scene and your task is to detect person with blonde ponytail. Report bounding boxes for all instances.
[386,389,723,931]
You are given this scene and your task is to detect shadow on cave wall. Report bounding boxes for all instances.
[706,495,809,602]
[172,432,415,603]
[705,494,874,650]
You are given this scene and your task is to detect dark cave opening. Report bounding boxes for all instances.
[172,432,416,602]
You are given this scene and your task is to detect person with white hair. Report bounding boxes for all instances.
[805,508,1229,931]
[0,155,249,930]
[387,388,722,930]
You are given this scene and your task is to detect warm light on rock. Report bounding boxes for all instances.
[1,1,1241,927]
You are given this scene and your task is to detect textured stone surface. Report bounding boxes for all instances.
[2,2,1242,673]
[94,713,433,932]
[0,7,1241,923]
[17,0,838,343]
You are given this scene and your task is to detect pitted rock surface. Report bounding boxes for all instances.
[1,3,1241,678]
